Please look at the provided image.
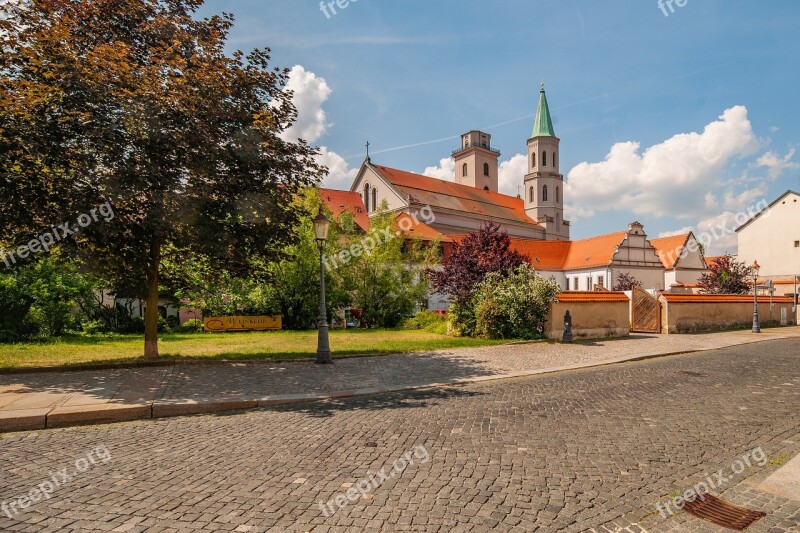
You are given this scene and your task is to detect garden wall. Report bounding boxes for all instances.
[545,292,630,341]
[659,293,797,334]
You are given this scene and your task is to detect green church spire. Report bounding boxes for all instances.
[531,83,555,138]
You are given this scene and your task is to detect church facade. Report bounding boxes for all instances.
[322,86,707,297]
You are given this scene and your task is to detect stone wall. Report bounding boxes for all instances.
[545,292,630,340]
[659,294,796,334]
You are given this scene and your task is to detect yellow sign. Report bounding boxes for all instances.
[203,316,282,332]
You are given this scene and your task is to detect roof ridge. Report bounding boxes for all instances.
[374,164,519,203]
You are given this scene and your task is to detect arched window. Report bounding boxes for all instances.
[556,186,560,203]
[363,183,370,212]
[483,162,490,176]
[531,153,536,168]
[553,152,557,168]
[542,151,547,167]
[483,186,489,191]
[542,184,548,202]
[371,188,377,212]
[529,186,534,203]
[462,163,468,177]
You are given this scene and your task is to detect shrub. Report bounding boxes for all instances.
[176,318,204,333]
[472,265,561,340]
[80,319,108,335]
[402,310,447,334]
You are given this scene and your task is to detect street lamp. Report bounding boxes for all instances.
[313,208,333,364]
[751,260,761,334]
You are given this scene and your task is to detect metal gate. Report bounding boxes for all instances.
[631,286,661,333]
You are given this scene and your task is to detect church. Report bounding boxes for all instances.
[321,86,708,296]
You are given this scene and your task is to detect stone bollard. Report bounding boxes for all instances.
[562,310,573,344]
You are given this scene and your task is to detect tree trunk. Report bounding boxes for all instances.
[144,237,161,359]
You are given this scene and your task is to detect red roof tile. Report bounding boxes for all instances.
[371,165,541,229]
[509,231,626,271]
[556,291,630,303]
[650,234,691,269]
[660,293,794,303]
[320,188,370,232]
[395,213,452,242]
[704,256,725,268]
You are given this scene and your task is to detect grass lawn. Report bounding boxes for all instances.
[0,329,510,370]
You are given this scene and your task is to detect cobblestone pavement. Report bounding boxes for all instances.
[0,339,798,532]
[2,328,799,430]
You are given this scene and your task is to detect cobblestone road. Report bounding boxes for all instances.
[1,339,798,532]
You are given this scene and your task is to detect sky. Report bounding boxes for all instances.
[200,0,800,254]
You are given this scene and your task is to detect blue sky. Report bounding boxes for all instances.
[201,0,800,252]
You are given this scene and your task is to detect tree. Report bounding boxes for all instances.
[473,264,560,340]
[0,0,323,357]
[612,272,642,291]
[263,190,349,330]
[428,222,527,306]
[698,253,752,295]
[345,206,437,328]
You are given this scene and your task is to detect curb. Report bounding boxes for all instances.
[1,332,798,434]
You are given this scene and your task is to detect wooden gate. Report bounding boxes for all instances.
[631,286,661,333]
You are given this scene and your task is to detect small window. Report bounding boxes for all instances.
[586,277,592,290]
[556,186,560,203]
[483,162,490,176]
[598,276,604,288]
[483,186,489,191]
[795,241,800,248]
[542,151,547,167]
[531,153,536,168]
[553,153,557,168]
[542,185,548,202]
[572,278,579,290]
[363,183,371,212]
[462,163,468,177]
[529,186,534,203]
[371,188,377,212]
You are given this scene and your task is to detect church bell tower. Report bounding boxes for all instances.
[524,84,569,240]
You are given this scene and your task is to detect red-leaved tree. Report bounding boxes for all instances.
[428,222,528,306]
[698,253,752,294]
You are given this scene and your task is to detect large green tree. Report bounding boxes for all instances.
[0,0,323,356]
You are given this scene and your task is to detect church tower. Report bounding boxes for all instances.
[524,84,570,240]
[452,130,500,192]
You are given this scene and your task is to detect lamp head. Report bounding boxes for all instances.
[312,208,330,243]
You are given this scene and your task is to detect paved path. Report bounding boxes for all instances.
[0,339,798,532]
[1,327,799,432]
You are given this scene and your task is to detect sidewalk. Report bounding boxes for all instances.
[2,327,799,433]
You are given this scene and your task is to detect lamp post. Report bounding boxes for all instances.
[313,208,333,364]
[751,260,761,334]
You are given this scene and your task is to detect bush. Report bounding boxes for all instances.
[447,301,476,338]
[176,318,204,333]
[402,310,447,334]
[80,319,108,335]
[471,265,561,340]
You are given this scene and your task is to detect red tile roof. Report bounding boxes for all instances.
[650,234,691,269]
[320,188,370,232]
[395,213,453,242]
[660,293,794,303]
[704,255,725,268]
[556,291,630,303]
[509,231,626,271]
[371,165,541,229]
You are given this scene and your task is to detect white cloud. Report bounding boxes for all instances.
[658,227,693,238]
[276,65,361,191]
[316,147,358,189]
[498,154,528,196]
[756,148,800,179]
[279,65,331,144]
[422,157,455,181]
[565,106,758,218]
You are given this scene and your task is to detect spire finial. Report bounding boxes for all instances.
[540,81,545,92]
